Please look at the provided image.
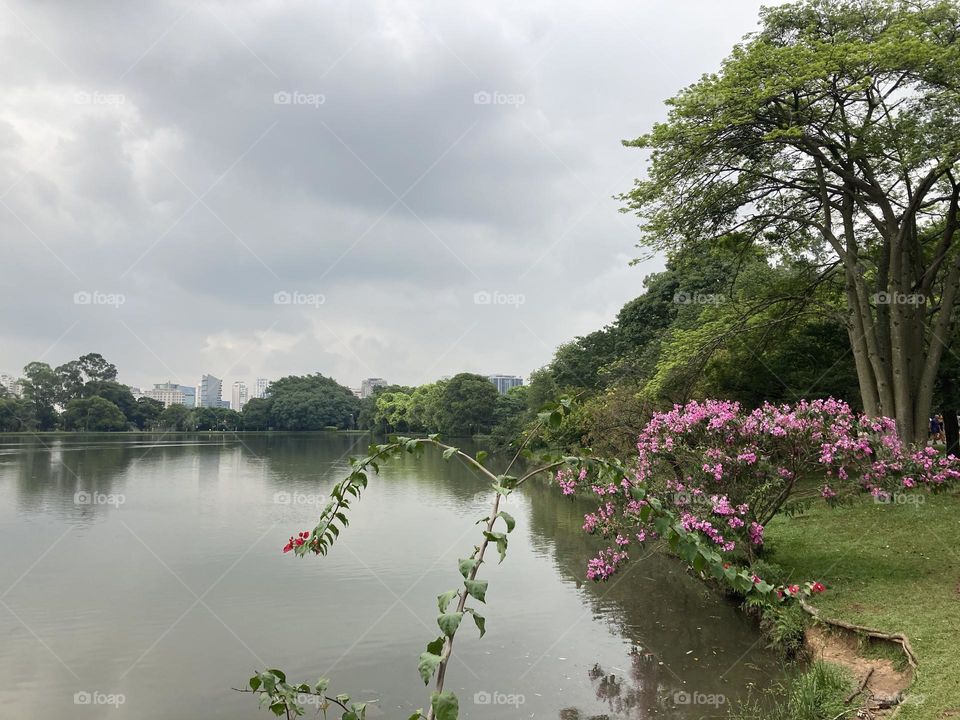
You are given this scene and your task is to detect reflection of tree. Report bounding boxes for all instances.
[6,433,236,517]
[522,477,781,717]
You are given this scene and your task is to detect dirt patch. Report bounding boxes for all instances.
[806,625,913,717]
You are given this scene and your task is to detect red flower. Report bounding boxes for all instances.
[282,540,293,553]
[787,584,800,595]
[810,581,826,594]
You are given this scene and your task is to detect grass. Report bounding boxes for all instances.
[729,661,852,720]
[763,491,960,719]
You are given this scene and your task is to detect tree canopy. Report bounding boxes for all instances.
[621,0,960,442]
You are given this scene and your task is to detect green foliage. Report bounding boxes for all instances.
[437,373,499,437]
[131,397,164,430]
[62,396,129,432]
[730,661,852,720]
[0,395,35,431]
[239,373,359,431]
[158,403,192,431]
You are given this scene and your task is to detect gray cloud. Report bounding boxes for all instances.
[0,0,778,390]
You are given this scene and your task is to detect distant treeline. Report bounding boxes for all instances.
[0,358,532,439]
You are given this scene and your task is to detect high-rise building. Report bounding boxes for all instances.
[253,377,270,399]
[199,374,223,408]
[488,375,523,394]
[1,373,22,396]
[360,377,388,398]
[231,381,249,412]
[146,382,195,408]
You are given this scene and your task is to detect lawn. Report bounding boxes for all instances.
[764,492,960,718]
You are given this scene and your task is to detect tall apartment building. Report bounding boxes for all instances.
[198,374,223,408]
[253,377,270,399]
[0,373,22,396]
[487,375,523,394]
[360,377,388,398]
[231,381,249,412]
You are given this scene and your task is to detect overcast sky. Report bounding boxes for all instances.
[0,0,777,391]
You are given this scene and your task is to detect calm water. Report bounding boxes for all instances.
[0,434,779,719]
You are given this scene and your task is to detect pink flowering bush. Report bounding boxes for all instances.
[561,398,960,583]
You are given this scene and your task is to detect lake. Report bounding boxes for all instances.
[0,433,780,719]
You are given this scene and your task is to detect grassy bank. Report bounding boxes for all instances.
[763,492,960,718]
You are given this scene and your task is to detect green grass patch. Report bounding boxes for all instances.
[763,492,960,719]
[730,661,853,720]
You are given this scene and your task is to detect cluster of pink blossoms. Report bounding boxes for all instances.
[558,398,960,586]
[586,547,629,581]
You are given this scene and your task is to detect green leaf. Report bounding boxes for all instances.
[464,579,488,602]
[437,590,458,613]
[437,612,463,637]
[430,691,459,720]
[426,636,445,655]
[497,511,516,533]
[407,712,424,720]
[475,450,488,465]
[418,652,442,685]
[442,446,458,460]
[468,609,485,637]
[458,558,477,579]
[249,676,262,691]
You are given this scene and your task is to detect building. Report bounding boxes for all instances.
[143,386,186,408]
[0,373,21,396]
[198,374,223,408]
[488,374,523,394]
[360,377,388,398]
[146,382,195,408]
[231,381,249,412]
[253,377,270,399]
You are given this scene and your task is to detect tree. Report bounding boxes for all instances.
[621,0,960,443]
[131,397,164,430]
[82,380,138,421]
[267,374,359,430]
[0,396,36,431]
[77,353,118,382]
[375,390,414,431]
[54,360,85,405]
[490,385,529,447]
[437,373,498,436]
[241,397,273,430]
[62,396,128,431]
[408,382,445,431]
[158,403,192,431]
[20,362,60,430]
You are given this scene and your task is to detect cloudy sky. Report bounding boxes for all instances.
[0,0,775,392]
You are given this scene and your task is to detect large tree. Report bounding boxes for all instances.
[621,0,960,443]
[438,373,499,436]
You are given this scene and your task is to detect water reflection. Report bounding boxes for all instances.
[0,434,778,719]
